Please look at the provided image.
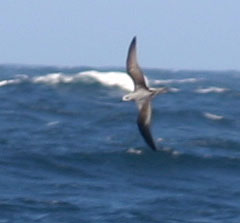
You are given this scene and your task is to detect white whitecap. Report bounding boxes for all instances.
[0,74,30,87]
[0,70,155,92]
[79,70,135,91]
[204,112,224,120]
[0,79,21,87]
[195,87,228,94]
[127,148,143,155]
[153,78,201,85]
[31,71,136,91]
[33,73,77,84]
[168,87,181,92]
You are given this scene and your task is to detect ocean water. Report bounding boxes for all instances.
[0,64,240,223]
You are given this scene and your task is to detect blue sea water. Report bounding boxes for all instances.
[0,64,240,223]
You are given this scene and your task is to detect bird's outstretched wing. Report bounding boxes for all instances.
[126,37,148,90]
[137,97,157,151]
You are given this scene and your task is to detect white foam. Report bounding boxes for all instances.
[168,87,181,92]
[46,121,60,126]
[0,70,152,92]
[153,78,201,85]
[31,71,135,91]
[127,148,143,155]
[33,73,78,84]
[161,146,181,156]
[204,112,224,120]
[0,79,21,87]
[80,70,135,91]
[196,87,228,94]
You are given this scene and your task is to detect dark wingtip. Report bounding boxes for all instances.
[127,36,137,67]
[130,36,137,48]
[151,144,157,151]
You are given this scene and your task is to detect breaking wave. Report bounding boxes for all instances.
[0,79,21,87]
[0,70,233,97]
[0,70,135,91]
[79,70,134,91]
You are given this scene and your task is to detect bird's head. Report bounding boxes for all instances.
[122,94,133,101]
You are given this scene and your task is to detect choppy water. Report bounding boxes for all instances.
[0,65,240,222]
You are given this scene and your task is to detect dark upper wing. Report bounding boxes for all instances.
[137,97,157,151]
[126,37,148,90]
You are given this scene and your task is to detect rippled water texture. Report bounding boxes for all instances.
[0,65,240,222]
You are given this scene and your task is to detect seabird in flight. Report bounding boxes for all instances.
[122,37,167,151]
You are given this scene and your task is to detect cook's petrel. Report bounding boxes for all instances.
[123,37,167,151]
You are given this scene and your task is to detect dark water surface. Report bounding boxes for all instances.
[0,65,240,222]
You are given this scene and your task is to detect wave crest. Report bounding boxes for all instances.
[33,73,77,84]
[0,70,136,91]
[204,112,224,120]
[0,79,21,87]
[79,70,134,91]
[195,87,228,94]
[153,78,201,85]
